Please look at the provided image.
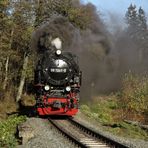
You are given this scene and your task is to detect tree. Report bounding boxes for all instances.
[33,0,92,29]
[10,1,33,101]
[125,4,137,26]
[16,53,29,102]
[138,7,147,31]
[137,7,148,64]
[125,4,148,65]
[125,4,147,42]
[34,0,45,27]
[0,0,13,91]
[0,0,33,99]
[125,4,138,38]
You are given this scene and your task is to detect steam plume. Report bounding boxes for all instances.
[31,3,112,100]
[51,37,62,50]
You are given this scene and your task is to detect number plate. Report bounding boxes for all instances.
[50,68,67,73]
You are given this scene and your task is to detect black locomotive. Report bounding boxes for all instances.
[34,49,81,116]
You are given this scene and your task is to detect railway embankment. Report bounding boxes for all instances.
[15,112,148,148]
[80,102,148,141]
[17,117,75,148]
[75,111,148,148]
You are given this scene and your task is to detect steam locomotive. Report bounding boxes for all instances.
[34,39,81,116]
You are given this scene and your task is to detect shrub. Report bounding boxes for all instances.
[0,115,26,147]
[119,72,148,122]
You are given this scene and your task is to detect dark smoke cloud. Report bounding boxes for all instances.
[113,32,148,74]
[98,10,148,95]
[31,15,77,53]
[31,2,113,100]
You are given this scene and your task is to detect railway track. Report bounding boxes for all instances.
[49,117,128,148]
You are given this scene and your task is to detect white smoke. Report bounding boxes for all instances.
[51,37,62,49]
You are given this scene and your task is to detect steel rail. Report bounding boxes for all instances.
[69,118,129,148]
[49,117,129,148]
[49,118,87,148]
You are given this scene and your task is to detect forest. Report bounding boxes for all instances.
[0,0,148,146]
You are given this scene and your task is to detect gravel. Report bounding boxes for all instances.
[75,111,148,148]
[17,117,75,148]
[17,112,148,148]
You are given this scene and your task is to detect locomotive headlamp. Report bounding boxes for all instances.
[44,85,50,91]
[66,86,71,92]
[56,50,62,55]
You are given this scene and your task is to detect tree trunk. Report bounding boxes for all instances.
[16,53,29,102]
[3,56,9,90]
[2,29,14,90]
[9,29,14,49]
[0,61,3,82]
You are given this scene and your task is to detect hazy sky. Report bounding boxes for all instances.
[81,0,148,15]
[81,0,148,30]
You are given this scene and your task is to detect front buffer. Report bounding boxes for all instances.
[36,97,78,116]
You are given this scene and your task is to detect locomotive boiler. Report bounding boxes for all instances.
[34,39,81,116]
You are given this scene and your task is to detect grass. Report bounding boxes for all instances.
[81,97,118,125]
[107,121,148,140]
[0,115,26,148]
[81,73,148,140]
[80,97,148,140]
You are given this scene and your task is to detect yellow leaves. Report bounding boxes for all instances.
[68,6,92,29]
[121,73,148,116]
[0,0,9,7]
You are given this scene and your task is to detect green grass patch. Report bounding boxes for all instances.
[80,72,148,140]
[107,122,148,140]
[80,100,148,140]
[81,98,117,125]
[0,115,26,148]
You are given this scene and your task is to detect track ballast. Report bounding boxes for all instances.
[49,117,128,148]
